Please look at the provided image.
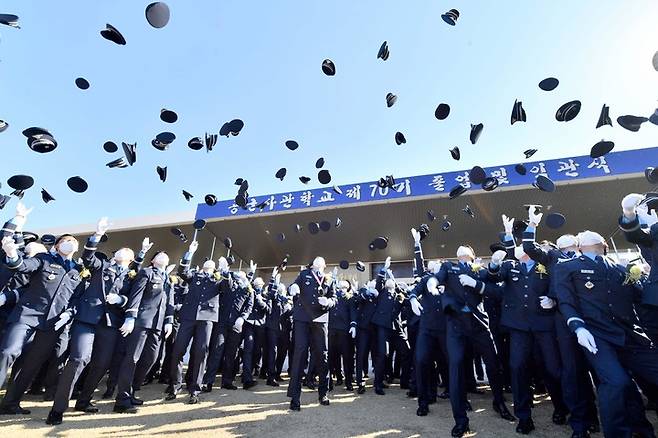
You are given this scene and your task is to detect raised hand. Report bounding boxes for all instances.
[141,237,154,253]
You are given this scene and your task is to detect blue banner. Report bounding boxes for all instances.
[195,147,658,220]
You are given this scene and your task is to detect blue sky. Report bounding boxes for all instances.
[2,0,658,230]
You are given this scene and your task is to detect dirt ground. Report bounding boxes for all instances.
[1,376,656,438]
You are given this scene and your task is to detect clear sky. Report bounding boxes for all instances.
[2,0,658,230]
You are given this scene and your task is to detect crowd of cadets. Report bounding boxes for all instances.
[1,194,658,438]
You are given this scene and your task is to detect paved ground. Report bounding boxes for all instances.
[0,376,656,437]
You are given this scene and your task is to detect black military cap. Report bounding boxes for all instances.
[0,120,8,133]
[7,175,34,191]
[275,168,287,181]
[28,134,57,153]
[146,2,170,28]
[100,23,126,45]
[151,139,168,151]
[441,219,451,231]
[122,142,137,166]
[435,103,450,121]
[193,219,206,230]
[511,100,527,125]
[156,166,167,182]
[156,131,175,145]
[308,222,320,234]
[170,227,182,237]
[67,176,88,193]
[75,77,90,90]
[617,115,648,132]
[441,8,460,26]
[235,178,244,186]
[285,140,299,151]
[427,209,436,222]
[419,223,430,240]
[103,141,118,153]
[0,195,10,210]
[449,184,467,199]
[645,167,658,184]
[356,261,366,272]
[335,217,342,228]
[315,158,325,169]
[590,140,614,158]
[534,174,555,192]
[395,131,406,145]
[339,260,349,270]
[449,147,460,160]
[182,190,194,201]
[299,176,311,184]
[160,109,177,123]
[318,169,332,184]
[223,237,233,249]
[371,236,387,250]
[523,149,538,159]
[482,177,499,192]
[322,59,336,76]
[555,100,581,122]
[538,77,559,91]
[22,127,52,138]
[41,188,55,203]
[469,123,483,144]
[515,163,527,175]
[0,14,20,28]
[220,119,245,137]
[205,132,218,151]
[41,234,56,246]
[319,221,331,232]
[596,104,613,128]
[463,204,475,218]
[469,166,486,185]
[386,93,397,108]
[23,232,38,245]
[546,212,566,229]
[235,193,247,208]
[377,41,389,60]
[106,157,127,169]
[187,137,203,150]
[512,220,528,238]
[204,194,217,206]
[239,179,249,193]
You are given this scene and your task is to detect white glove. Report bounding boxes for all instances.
[13,201,33,231]
[622,193,645,217]
[2,236,19,259]
[318,296,330,307]
[369,288,379,298]
[332,267,338,281]
[528,206,543,227]
[218,257,229,273]
[106,293,122,305]
[141,237,154,253]
[233,317,244,333]
[491,250,506,266]
[249,260,257,273]
[289,283,300,297]
[575,327,598,354]
[275,273,281,284]
[120,317,135,337]
[459,274,477,288]
[166,264,176,275]
[54,312,71,331]
[349,326,356,338]
[384,256,392,270]
[96,217,110,236]
[539,296,556,309]
[410,297,423,316]
[163,323,173,339]
[411,227,421,244]
[502,214,515,234]
[188,240,199,254]
[0,293,6,307]
[426,277,439,295]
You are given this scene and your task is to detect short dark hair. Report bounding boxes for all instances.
[55,234,76,245]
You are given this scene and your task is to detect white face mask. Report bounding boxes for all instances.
[153,254,169,269]
[58,241,78,256]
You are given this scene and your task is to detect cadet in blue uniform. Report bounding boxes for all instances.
[263,270,289,386]
[47,218,150,424]
[113,251,175,413]
[328,279,357,391]
[483,214,568,434]
[287,257,337,411]
[522,206,599,438]
[437,245,514,438]
[554,230,658,438]
[165,240,222,403]
[354,279,377,394]
[241,264,270,390]
[0,209,86,415]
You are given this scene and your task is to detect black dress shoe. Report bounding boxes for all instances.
[465,401,473,412]
[438,390,450,399]
[243,380,258,390]
[102,388,115,399]
[516,418,535,435]
[45,410,63,425]
[451,424,470,437]
[113,404,138,414]
[319,396,330,406]
[416,406,429,416]
[188,395,199,404]
[375,388,385,395]
[289,400,301,411]
[27,387,45,395]
[493,402,516,421]
[571,432,591,438]
[306,381,317,390]
[0,405,31,415]
[202,384,212,393]
[266,378,280,387]
[428,397,437,405]
[382,382,390,389]
[552,410,568,425]
[74,402,99,413]
[357,385,366,394]
[336,377,344,386]
[407,390,417,398]
[165,392,177,401]
[221,383,238,390]
[130,397,144,406]
[345,383,354,391]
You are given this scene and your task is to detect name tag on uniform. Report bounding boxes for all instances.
[451,267,460,271]
[581,269,595,274]
[585,281,594,289]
